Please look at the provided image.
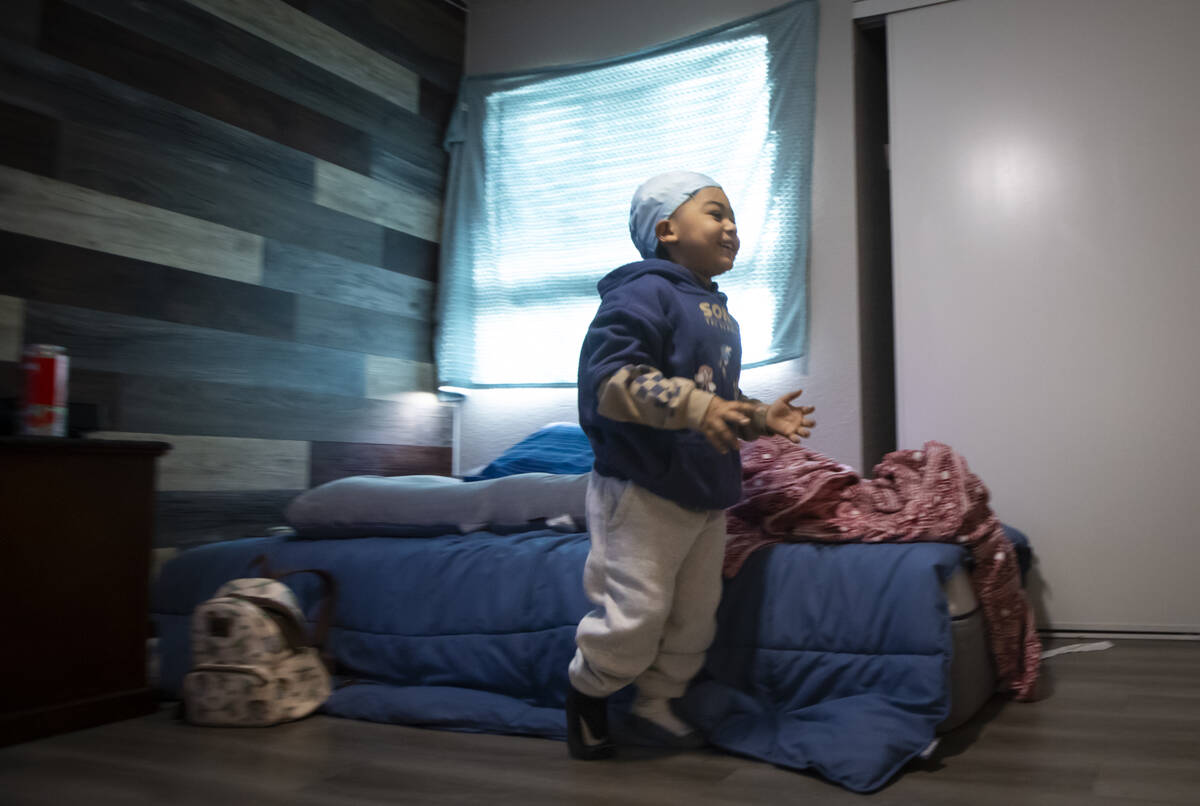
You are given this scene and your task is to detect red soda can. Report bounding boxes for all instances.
[21,344,70,437]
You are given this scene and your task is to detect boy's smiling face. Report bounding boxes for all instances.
[655,186,740,281]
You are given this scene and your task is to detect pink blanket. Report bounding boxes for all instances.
[725,438,1041,701]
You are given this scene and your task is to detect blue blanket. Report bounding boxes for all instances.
[153,531,967,792]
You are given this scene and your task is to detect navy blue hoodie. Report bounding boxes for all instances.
[578,259,744,510]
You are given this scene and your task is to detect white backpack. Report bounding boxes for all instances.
[183,562,335,727]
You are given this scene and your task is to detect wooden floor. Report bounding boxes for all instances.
[2,639,1197,804]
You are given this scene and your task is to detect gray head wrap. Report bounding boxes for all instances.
[628,171,722,259]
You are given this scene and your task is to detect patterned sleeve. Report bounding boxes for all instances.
[596,364,715,431]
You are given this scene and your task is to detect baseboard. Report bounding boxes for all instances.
[1039,628,1200,641]
[0,688,156,747]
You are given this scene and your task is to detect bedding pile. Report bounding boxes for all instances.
[151,426,1038,793]
[724,437,1042,700]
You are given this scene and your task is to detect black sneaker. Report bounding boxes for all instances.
[565,686,615,760]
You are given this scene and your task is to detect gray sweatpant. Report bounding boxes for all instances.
[568,472,726,700]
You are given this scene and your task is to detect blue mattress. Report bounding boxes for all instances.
[153,530,968,792]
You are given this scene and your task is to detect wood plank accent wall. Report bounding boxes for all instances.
[0,0,463,547]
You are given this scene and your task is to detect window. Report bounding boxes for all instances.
[438,0,817,387]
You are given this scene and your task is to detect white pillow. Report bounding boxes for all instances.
[285,472,589,538]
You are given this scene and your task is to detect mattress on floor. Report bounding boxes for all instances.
[152,531,992,792]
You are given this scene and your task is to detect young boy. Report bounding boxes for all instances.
[567,171,816,759]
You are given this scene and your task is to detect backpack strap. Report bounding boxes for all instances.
[226,594,311,650]
[250,555,338,670]
[190,663,272,684]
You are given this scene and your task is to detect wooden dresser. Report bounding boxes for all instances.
[0,437,170,746]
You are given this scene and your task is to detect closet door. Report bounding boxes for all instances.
[888,0,1200,631]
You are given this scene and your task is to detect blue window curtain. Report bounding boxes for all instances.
[437,0,818,388]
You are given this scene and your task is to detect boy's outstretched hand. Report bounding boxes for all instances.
[700,397,758,454]
[766,389,816,443]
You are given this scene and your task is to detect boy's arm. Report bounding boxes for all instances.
[596,364,714,430]
[752,389,817,443]
[583,282,755,449]
[734,390,771,440]
[584,282,714,430]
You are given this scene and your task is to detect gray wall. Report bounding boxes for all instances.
[457,0,864,476]
[888,0,1200,630]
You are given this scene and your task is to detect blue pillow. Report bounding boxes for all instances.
[466,422,594,480]
[1001,523,1033,584]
